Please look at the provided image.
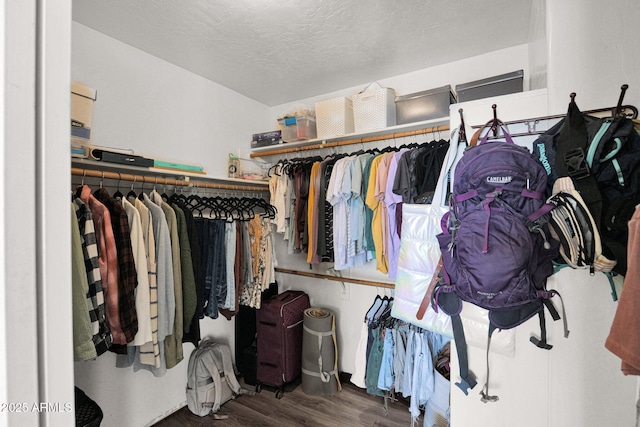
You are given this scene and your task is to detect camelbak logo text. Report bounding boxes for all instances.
[477,291,500,298]
[537,143,552,175]
[486,176,512,184]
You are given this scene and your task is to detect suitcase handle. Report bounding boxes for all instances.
[259,321,276,326]
[276,291,302,303]
[259,362,278,368]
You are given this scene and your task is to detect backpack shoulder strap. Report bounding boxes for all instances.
[434,289,476,394]
[450,312,477,395]
[214,343,243,396]
[206,345,225,414]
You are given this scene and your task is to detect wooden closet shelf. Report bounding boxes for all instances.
[275,267,395,289]
[250,119,450,158]
[71,162,269,193]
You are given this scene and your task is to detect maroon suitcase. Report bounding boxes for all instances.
[256,290,310,398]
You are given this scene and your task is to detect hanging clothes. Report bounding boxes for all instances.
[365,154,389,274]
[120,197,152,350]
[77,185,125,345]
[222,221,237,311]
[393,145,428,204]
[362,154,376,260]
[203,219,226,319]
[71,204,98,362]
[171,203,197,335]
[94,187,139,350]
[150,190,183,369]
[306,161,322,264]
[606,206,640,373]
[142,192,175,377]
[130,197,161,368]
[73,198,112,356]
[355,295,451,424]
[218,221,237,320]
[346,155,368,267]
[385,149,410,279]
[173,198,202,346]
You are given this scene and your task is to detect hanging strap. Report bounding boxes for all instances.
[302,325,340,384]
[554,100,603,228]
[529,310,552,350]
[603,272,618,302]
[450,313,477,395]
[479,325,499,403]
[215,343,245,397]
[416,257,443,320]
[206,350,225,416]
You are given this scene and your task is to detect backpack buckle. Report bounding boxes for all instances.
[563,148,590,180]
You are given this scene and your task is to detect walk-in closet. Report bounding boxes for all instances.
[3,1,640,426]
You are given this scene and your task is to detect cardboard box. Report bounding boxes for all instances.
[71,81,97,143]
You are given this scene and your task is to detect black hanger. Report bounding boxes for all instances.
[366,295,383,321]
[268,159,285,177]
[169,184,187,205]
[126,176,138,200]
[113,173,124,200]
[373,296,389,320]
[137,179,147,201]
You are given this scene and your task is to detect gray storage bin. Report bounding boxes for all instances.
[455,70,524,102]
[395,85,456,125]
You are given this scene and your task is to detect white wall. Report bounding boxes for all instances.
[546,0,640,113]
[267,44,530,129]
[72,22,271,180]
[71,22,272,427]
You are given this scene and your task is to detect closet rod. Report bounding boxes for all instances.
[274,267,395,289]
[470,104,638,130]
[250,124,450,158]
[71,167,269,193]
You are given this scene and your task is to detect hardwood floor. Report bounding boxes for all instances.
[152,379,418,427]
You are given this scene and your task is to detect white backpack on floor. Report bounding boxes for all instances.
[186,339,251,418]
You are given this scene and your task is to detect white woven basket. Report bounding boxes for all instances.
[315,97,354,139]
[352,83,396,133]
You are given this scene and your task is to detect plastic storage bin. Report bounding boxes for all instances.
[395,85,456,125]
[352,83,396,133]
[315,97,354,139]
[277,116,317,142]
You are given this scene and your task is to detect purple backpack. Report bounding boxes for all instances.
[435,124,566,401]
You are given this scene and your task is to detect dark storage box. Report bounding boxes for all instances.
[251,138,283,149]
[455,70,524,102]
[395,85,456,125]
[251,130,283,148]
[90,149,154,168]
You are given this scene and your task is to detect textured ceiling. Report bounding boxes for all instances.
[72,0,534,107]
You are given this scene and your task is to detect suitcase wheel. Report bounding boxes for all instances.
[275,388,284,399]
[255,384,262,393]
